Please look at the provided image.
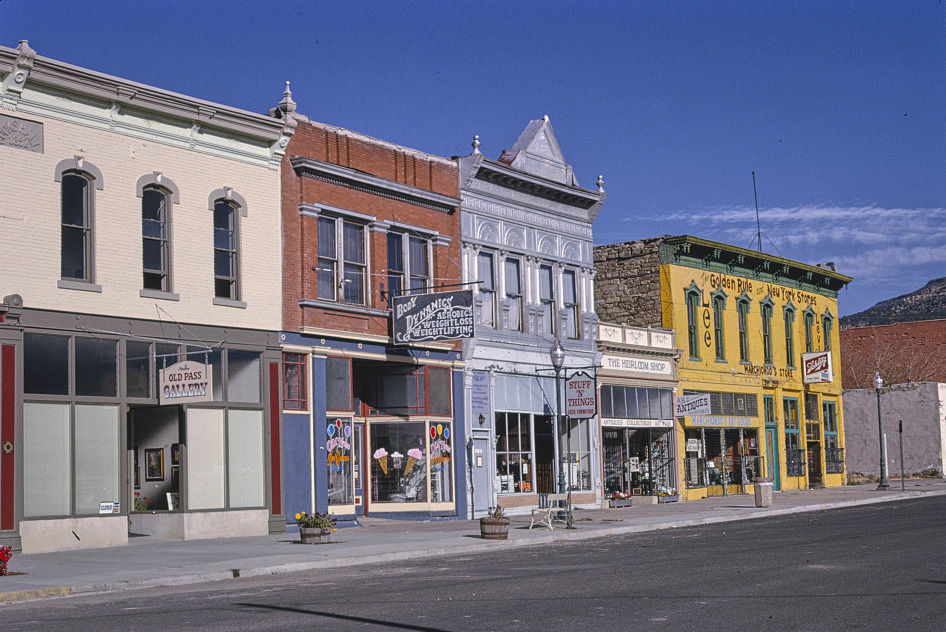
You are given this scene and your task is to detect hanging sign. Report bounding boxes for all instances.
[392,290,474,343]
[675,393,711,417]
[159,361,213,404]
[565,371,596,419]
[802,351,833,383]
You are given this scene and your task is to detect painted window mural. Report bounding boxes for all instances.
[327,418,353,505]
[370,421,452,504]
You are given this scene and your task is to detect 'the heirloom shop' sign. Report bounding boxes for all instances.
[159,361,212,404]
[393,290,474,344]
[802,351,833,384]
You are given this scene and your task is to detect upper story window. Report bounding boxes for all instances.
[387,232,430,298]
[504,257,522,332]
[562,268,579,339]
[142,187,171,292]
[685,284,702,360]
[737,296,750,362]
[712,291,726,361]
[822,311,833,352]
[783,304,796,368]
[761,299,774,365]
[539,264,555,336]
[283,353,307,411]
[61,172,94,282]
[318,216,366,305]
[804,308,816,353]
[213,200,240,300]
[477,251,496,327]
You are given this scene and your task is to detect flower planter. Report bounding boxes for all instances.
[657,494,679,503]
[609,498,634,508]
[479,517,510,540]
[300,527,332,544]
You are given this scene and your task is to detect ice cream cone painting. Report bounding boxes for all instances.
[404,448,422,477]
[374,447,389,474]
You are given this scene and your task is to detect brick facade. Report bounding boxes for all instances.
[840,319,946,388]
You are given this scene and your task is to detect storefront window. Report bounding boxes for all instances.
[327,417,354,505]
[24,333,69,395]
[75,404,120,514]
[326,357,353,411]
[228,409,265,508]
[429,422,453,502]
[604,427,675,496]
[23,402,71,516]
[697,427,761,487]
[228,349,261,403]
[370,422,428,503]
[75,338,117,397]
[126,340,152,399]
[565,417,592,491]
[783,398,804,476]
[495,412,533,494]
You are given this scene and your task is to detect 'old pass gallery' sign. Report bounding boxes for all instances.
[159,361,212,404]
[393,290,474,343]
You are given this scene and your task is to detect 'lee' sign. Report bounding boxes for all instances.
[565,371,596,419]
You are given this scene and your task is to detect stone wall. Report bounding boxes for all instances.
[593,237,666,327]
[842,382,946,477]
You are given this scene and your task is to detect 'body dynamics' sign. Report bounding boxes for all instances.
[392,290,474,344]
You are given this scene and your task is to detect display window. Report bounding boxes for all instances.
[368,420,453,509]
[603,428,675,498]
[684,427,762,490]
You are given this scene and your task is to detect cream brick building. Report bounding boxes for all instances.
[0,41,292,552]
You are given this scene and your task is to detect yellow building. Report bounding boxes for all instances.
[595,236,852,500]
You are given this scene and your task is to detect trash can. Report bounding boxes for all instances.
[754,477,773,508]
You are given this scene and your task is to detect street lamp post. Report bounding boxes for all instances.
[874,371,889,490]
[549,339,573,527]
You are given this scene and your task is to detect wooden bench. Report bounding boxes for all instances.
[529,493,569,530]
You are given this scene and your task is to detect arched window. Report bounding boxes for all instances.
[737,294,751,362]
[822,311,834,352]
[760,297,774,365]
[711,290,727,361]
[213,199,240,301]
[783,303,796,368]
[142,187,171,291]
[61,171,93,282]
[685,283,702,360]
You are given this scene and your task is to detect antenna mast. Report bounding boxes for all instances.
[752,171,762,252]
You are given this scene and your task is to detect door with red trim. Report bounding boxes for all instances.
[1,344,16,531]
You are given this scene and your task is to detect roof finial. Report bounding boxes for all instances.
[277,81,296,116]
[543,114,550,122]
[471,134,481,155]
[597,175,605,193]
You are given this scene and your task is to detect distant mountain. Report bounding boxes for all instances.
[841,277,946,328]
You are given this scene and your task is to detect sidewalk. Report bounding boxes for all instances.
[2,479,944,604]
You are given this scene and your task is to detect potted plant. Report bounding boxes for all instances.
[0,545,11,576]
[479,505,510,540]
[295,511,337,544]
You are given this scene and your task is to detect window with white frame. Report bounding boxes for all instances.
[539,264,555,335]
[387,232,430,299]
[61,172,94,282]
[318,216,367,305]
[504,257,522,332]
[142,186,171,292]
[213,200,240,300]
[563,268,579,339]
[477,251,496,327]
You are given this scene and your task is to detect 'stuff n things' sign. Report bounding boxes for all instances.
[392,290,474,343]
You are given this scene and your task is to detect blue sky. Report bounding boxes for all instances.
[3,1,943,316]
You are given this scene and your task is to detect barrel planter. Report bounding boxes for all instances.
[300,527,332,544]
[479,517,510,540]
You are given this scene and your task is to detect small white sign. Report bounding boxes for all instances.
[675,393,711,417]
[99,501,120,514]
[627,457,640,472]
[686,438,701,453]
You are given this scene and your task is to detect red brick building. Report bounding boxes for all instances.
[840,319,946,388]
[274,91,466,526]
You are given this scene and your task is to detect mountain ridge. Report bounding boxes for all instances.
[840,277,946,328]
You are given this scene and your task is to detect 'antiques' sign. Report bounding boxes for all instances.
[675,393,711,417]
[802,351,833,384]
[565,371,596,419]
[392,290,474,343]
[159,361,212,404]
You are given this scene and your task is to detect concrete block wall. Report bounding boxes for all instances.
[842,382,946,477]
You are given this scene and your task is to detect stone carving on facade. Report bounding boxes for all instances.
[476,220,499,244]
[504,226,526,250]
[536,234,556,257]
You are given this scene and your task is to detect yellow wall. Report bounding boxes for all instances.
[661,264,846,497]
